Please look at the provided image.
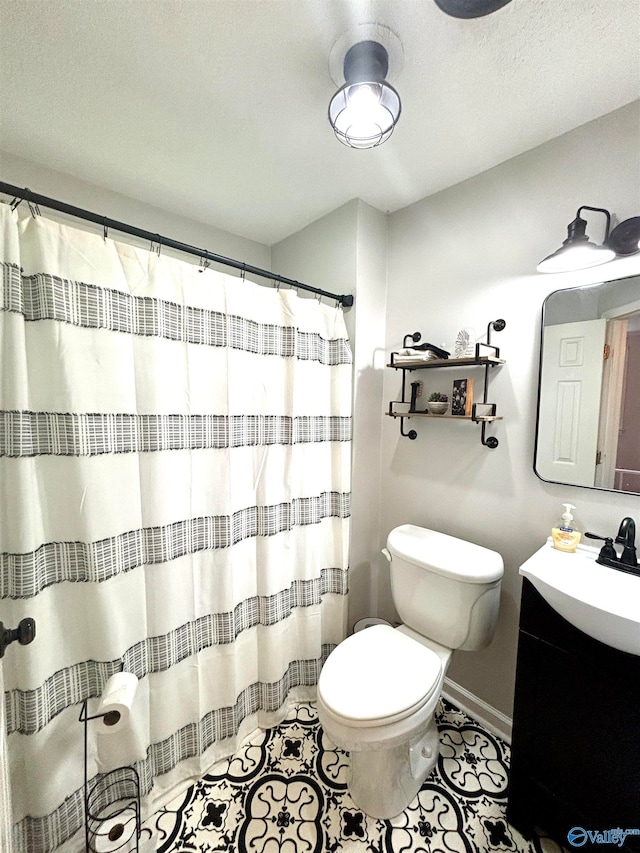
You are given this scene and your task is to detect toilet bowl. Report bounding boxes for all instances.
[317,525,503,819]
[317,624,451,818]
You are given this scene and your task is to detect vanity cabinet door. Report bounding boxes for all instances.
[507,580,640,850]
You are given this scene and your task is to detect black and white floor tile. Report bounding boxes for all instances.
[147,699,565,853]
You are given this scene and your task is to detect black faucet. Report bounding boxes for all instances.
[615,517,637,568]
[585,517,640,576]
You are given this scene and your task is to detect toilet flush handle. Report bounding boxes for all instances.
[382,548,392,562]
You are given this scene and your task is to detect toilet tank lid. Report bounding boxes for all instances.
[387,525,504,584]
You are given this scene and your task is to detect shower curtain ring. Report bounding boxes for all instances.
[9,195,23,212]
[103,217,109,241]
[241,263,246,281]
[21,188,40,218]
[199,256,210,273]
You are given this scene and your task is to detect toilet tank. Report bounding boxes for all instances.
[386,525,504,651]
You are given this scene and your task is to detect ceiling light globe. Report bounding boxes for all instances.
[328,81,401,149]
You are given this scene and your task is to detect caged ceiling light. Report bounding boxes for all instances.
[328,40,401,149]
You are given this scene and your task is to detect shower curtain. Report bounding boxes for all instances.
[0,204,352,852]
[0,660,14,853]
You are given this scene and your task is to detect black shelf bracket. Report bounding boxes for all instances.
[475,318,506,360]
[480,421,500,449]
[400,417,418,441]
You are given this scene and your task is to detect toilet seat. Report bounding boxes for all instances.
[318,625,442,727]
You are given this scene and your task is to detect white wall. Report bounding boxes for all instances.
[381,101,640,716]
[272,200,388,630]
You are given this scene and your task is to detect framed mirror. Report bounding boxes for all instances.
[534,274,640,495]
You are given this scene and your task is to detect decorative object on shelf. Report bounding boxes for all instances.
[409,380,422,412]
[451,379,473,416]
[386,319,506,447]
[392,336,450,364]
[426,392,449,414]
[393,348,438,364]
[453,328,475,359]
[472,402,498,420]
[411,341,450,358]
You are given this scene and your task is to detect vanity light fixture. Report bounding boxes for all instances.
[538,207,640,274]
[328,40,401,149]
[608,216,640,256]
[537,205,616,273]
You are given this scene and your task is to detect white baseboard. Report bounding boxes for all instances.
[442,678,512,744]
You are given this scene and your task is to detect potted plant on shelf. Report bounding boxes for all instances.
[426,392,449,415]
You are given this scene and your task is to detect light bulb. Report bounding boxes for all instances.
[329,81,399,148]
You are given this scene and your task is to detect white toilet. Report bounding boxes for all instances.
[317,524,504,819]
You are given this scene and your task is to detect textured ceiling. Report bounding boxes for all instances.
[0,0,638,245]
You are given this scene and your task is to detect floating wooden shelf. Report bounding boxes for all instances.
[387,320,506,448]
[387,411,503,422]
[387,355,506,370]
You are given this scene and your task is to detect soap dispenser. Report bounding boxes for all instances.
[552,503,582,553]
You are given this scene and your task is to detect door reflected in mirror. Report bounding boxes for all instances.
[535,274,640,495]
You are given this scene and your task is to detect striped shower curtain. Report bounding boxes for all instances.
[0,204,352,852]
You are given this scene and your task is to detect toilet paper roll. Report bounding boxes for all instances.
[97,673,138,735]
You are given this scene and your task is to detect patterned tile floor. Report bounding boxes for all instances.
[146,699,565,853]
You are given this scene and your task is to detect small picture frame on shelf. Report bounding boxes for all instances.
[451,378,474,416]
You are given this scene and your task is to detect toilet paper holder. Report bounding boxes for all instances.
[79,699,141,853]
[0,618,36,658]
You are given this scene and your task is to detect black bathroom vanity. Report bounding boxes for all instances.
[507,565,640,851]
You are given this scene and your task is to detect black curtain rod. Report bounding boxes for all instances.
[0,182,354,308]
